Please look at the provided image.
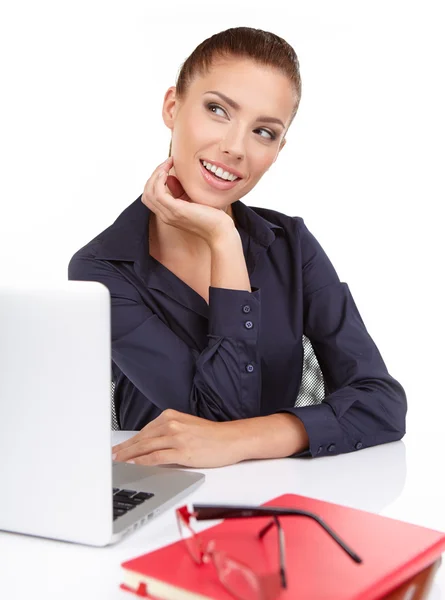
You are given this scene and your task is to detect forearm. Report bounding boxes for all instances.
[229,413,310,461]
[209,226,251,292]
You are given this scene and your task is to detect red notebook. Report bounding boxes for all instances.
[120,493,445,600]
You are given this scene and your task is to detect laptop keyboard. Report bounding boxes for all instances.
[113,488,154,521]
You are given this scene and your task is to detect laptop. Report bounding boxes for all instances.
[0,281,205,546]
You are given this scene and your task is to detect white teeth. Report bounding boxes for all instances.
[202,160,239,181]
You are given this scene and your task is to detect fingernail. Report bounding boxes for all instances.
[158,171,165,178]
[127,460,135,464]
[112,452,117,460]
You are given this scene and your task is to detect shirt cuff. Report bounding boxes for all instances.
[277,403,349,458]
[208,287,261,339]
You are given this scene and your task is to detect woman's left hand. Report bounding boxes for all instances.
[111,409,247,468]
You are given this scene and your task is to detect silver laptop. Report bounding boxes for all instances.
[0,281,205,546]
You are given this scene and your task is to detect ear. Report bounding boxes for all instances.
[162,86,179,131]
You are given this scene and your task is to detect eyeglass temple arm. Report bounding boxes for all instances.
[267,516,287,589]
[192,504,362,564]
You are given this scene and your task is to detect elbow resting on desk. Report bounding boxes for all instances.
[280,376,407,459]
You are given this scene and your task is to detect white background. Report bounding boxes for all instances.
[1,0,444,494]
[1,2,445,597]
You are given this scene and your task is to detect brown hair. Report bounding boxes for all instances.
[168,26,302,156]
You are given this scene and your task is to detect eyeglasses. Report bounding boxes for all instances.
[176,503,362,600]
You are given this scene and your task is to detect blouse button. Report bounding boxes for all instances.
[242,305,251,314]
[244,320,253,330]
[355,442,363,450]
[245,364,254,373]
[327,444,336,452]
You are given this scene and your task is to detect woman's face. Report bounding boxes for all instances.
[162,57,297,209]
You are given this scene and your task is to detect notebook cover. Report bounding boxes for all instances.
[120,493,445,600]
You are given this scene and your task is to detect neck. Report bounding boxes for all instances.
[148,215,207,259]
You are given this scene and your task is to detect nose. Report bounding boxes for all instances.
[219,126,245,161]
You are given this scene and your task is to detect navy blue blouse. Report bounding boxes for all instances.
[68,196,407,457]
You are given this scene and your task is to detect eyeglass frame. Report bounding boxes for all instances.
[176,503,362,597]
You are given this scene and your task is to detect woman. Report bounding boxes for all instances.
[68,27,407,468]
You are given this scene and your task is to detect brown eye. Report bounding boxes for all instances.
[207,103,227,117]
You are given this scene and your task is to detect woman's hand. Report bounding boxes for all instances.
[111,410,309,468]
[111,409,247,468]
[141,157,234,246]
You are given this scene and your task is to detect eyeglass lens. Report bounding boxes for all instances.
[177,510,279,600]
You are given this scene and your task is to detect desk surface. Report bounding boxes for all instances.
[2,431,444,600]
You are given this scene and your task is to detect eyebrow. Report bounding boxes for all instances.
[204,90,286,129]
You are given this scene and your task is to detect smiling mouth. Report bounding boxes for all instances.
[199,160,241,182]
[198,161,242,192]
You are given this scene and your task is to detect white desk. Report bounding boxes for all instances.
[2,431,444,599]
